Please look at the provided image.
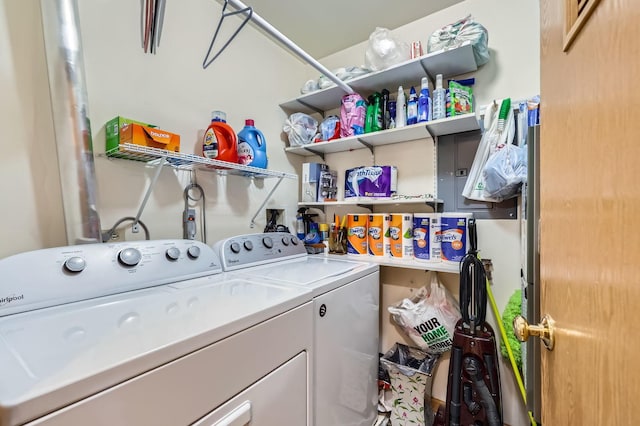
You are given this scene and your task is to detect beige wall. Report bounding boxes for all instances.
[0,0,310,258]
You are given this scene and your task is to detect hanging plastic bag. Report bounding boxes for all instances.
[482,136,527,201]
[388,273,461,354]
[427,15,490,67]
[283,113,318,146]
[462,98,514,202]
[364,27,410,71]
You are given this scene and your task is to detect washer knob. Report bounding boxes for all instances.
[244,241,254,251]
[166,247,180,261]
[291,236,299,245]
[230,242,241,254]
[262,236,273,248]
[118,248,142,267]
[64,256,86,273]
[187,246,201,259]
[281,237,290,246]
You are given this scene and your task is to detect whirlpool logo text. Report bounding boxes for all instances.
[0,294,24,306]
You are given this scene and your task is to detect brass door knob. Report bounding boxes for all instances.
[513,314,555,351]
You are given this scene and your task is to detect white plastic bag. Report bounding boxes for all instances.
[427,15,490,66]
[388,273,461,354]
[462,98,515,202]
[283,113,318,146]
[482,140,527,201]
[364,27,410,71]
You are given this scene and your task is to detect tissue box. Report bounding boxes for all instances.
[302,162,328,202]
[345,166,397,198]
[105,116,180,157]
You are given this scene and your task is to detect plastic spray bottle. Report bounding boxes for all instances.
[417,77,432,122]
[396,86,407,128]
[432,74,446,120]
[237,119,268,169]
[407,86,418,125]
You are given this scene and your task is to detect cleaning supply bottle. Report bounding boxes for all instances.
[364,95,375,133]
[381,89,390,130]
[396,86,407,128]
[237,119,268,169]
[407,86,418,125]
[417,77,432,123]
[432,74,446,120]
[296,212,305,240]
[203,110,238,163]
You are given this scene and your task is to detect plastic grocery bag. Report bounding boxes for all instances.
[462,98,515,202]
[482,139,527,201]
[364,27,410,71]
[388,273,461,354]
[427,15,490,66]
[283,113,318,146]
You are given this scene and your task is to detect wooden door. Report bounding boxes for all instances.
[540,0,640,424]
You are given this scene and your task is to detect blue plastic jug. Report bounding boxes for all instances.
[237,119,268,169]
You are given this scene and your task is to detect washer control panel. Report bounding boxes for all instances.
[0,240,222,317]
[214,232,306,271]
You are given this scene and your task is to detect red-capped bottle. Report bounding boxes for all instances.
[203,111,238,163]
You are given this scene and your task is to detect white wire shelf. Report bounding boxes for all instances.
[325,253,460,273]
[104,143,297,180]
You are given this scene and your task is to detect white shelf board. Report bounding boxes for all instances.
[285,136,366,156]
[325,253,460,273]
[360,123,430,145]
[420,42,477,80]
[427,113,480,136]
[279,43,479,114]
[284,114,479,158]
[299,197,443,207]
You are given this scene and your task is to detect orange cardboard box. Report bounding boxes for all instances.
[119,123,180,153]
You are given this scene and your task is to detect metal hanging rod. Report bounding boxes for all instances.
[223,0,355,95]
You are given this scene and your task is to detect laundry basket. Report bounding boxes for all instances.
[380,343,440,426]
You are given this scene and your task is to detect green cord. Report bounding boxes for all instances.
[485,276,537,426]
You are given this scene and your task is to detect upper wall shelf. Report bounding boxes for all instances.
[105,143,297,179]
[279,42,477,114]
[284,114,480,157]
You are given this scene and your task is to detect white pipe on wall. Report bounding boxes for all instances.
[40,0,102,244]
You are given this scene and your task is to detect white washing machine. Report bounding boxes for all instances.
[214,232,380,426]
[0,239,313,426]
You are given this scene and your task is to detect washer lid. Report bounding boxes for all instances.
[0,274,311,424]
[232,256,377,294]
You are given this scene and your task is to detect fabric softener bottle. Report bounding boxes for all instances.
[237,119,268,169]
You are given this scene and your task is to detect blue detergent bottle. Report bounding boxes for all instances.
[237,119,268,169]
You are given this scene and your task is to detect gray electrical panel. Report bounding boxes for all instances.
[437,131,518,219]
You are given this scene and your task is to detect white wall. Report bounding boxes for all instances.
[307,1,540,425]
[0,1,67,257]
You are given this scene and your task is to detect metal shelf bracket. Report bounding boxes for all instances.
[250,175,286,228]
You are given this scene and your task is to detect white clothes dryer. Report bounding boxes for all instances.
[0,239,313,426]
[214,232,380,426]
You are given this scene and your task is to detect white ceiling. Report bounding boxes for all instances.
[239,0,463,59]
